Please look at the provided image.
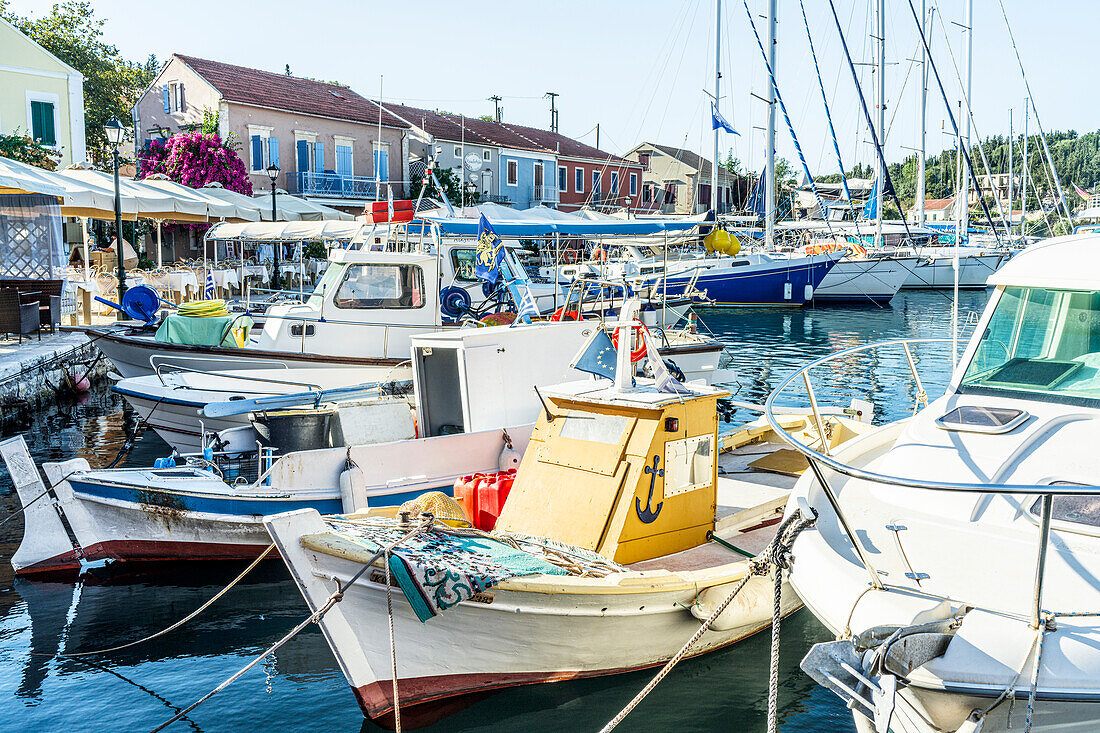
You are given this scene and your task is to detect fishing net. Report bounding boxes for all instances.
[399,491,472,528]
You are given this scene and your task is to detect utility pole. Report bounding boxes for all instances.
[544,91,559,132]
[489,95,502,122]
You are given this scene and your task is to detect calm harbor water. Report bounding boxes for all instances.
[0,289,989,732]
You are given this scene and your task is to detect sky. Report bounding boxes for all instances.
[9,0,1096,176]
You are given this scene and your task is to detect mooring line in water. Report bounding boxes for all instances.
[51,543,276,658]
[599,511,815,733]
[148,517,434,733]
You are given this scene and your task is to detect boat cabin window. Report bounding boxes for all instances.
[664,435,713,497]
[960,286,1100,405]
[333,264,425,309]
[1029,487,1100,529]
[559,413,629,444]
[450,248,478,282]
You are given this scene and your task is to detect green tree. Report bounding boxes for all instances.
[410,166,480,206]
[722,149,743,176]
[0,1,158,166]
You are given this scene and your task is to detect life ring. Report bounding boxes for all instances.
[612,321,650,363]
[440,286,472,320]
[550,307,581,322]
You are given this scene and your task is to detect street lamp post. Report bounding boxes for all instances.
[104,118,127,318]
[266,163,280,290]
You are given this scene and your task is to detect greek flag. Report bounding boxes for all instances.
[204,271,216,300]
[711,102,739,135]
[641,327,691,394]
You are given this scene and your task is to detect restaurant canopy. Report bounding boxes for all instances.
[56,168,210,222]
[139,175,260,222]
[422,214,701,237]
[0,156,65,197]
[256,190,355,221]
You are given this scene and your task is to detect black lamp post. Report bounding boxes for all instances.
[105,118,127,318]
[266,163,280,290]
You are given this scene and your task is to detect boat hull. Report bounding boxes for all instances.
[899,252,1005,288]
[812,257,913,304]
[659,254,840,306]
[266,509,800,721]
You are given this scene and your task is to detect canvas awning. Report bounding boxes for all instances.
[139,176,261,222]
[253,190,355,221]
[201,183,292,221]
[0,156,65,198]
[56,168,209,222]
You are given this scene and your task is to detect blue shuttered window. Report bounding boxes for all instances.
[336,145,353,176]
[250,135,263,171]
[162,85,170,113]
[314,142,324,173]
[374,148,389,182]
[268,137,280,167]
[296,140,310,172]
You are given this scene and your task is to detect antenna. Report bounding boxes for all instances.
[544,91,559,132]
[489,95,502,122]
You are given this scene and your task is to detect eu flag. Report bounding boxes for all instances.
[475,214,504,284]
[572,329,618,381]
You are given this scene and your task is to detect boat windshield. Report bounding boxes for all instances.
[306,264,344,308]
[960,286,1100,405]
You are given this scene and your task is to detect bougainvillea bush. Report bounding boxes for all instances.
[138,132,252,195]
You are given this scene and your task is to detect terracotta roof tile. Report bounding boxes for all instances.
[175,54,408,128]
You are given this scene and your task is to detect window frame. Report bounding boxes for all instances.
[592,170,601,196]
[331,263,427,311]
[26,91,59,148]
[506,159,518,186]
[575,167,584,194]
[630,172,638,196]
[482,149,492,161]
[558,165,568,192]
[454,145,462,158]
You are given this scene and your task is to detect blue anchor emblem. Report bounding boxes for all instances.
[636,455,664,523]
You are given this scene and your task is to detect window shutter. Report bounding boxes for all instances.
[377,149,388,181]
[41,103,55,145]
[297,140,309,171]
[251,135,263,171]
[178,83,186,112]
[268,137,279,167]
[162,84,170,113]
[314,142,324,172]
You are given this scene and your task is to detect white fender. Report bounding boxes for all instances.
[339,464,368,514]
[690,573,775,631]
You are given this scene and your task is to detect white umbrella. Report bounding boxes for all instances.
[57,168,208,222]
[203,183,296,222]
[140,176,259,222]
[0,155,65,197]
[255,190,354,221]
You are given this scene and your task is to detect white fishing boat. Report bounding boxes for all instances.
[0,321,588,575]
[263,312,874,723]
[776,232,1100,732]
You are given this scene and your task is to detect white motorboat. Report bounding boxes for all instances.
[897,245,1008,289]
[775,232,1100,732]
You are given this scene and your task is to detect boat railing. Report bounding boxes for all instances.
[151,359,322,393]
[762,337,1097,630]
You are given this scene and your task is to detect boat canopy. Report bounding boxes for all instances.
[987,232,1100,290]
[205,220,369,241]
[422,216,701,237]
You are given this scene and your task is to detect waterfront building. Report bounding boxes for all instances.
[131,55,410,210]
[624,142,738,215]
[0,16,86,167]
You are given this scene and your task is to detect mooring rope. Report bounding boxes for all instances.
[599,511,815,733]
[147,516,434,733]
[385,547,402,733]
[52,544,275,658]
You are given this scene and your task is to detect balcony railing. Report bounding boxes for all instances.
[533,185,558,203]
[289,172,403,200]
[483,194,512,204]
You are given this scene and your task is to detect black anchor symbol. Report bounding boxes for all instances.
[636,455,664,524]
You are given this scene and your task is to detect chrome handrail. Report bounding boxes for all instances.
[764,337,1100,630]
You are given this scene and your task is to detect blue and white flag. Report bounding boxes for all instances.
[387,185,395,222]
[642,327,691,394]
[204,270,216,300]
[711,102,739,135]
[571,328,618,381]
[475,214,505,284]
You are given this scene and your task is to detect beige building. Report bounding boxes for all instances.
[907,197,957,223]
[624,142,738,214]
[0,17,86,167]
[131,55,410,209]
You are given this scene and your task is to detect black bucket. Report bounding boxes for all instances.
[251,407,336,453]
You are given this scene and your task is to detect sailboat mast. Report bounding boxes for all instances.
[765,0,777,250]
[1022,100,1029,238]
[965,0,973,151]
[1007,109,1013,237]
[874,0,885,246]
[916,0,928,227]
[713,0,722,216]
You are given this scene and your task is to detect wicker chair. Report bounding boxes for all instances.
[0,289,41,343]
[18,291,61,332]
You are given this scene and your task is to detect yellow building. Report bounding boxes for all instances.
[0,16,86,167]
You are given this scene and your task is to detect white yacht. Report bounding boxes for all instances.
[774,232,1100,732]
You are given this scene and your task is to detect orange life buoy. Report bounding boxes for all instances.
[550,307,582,322]
[612,321,650,363]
